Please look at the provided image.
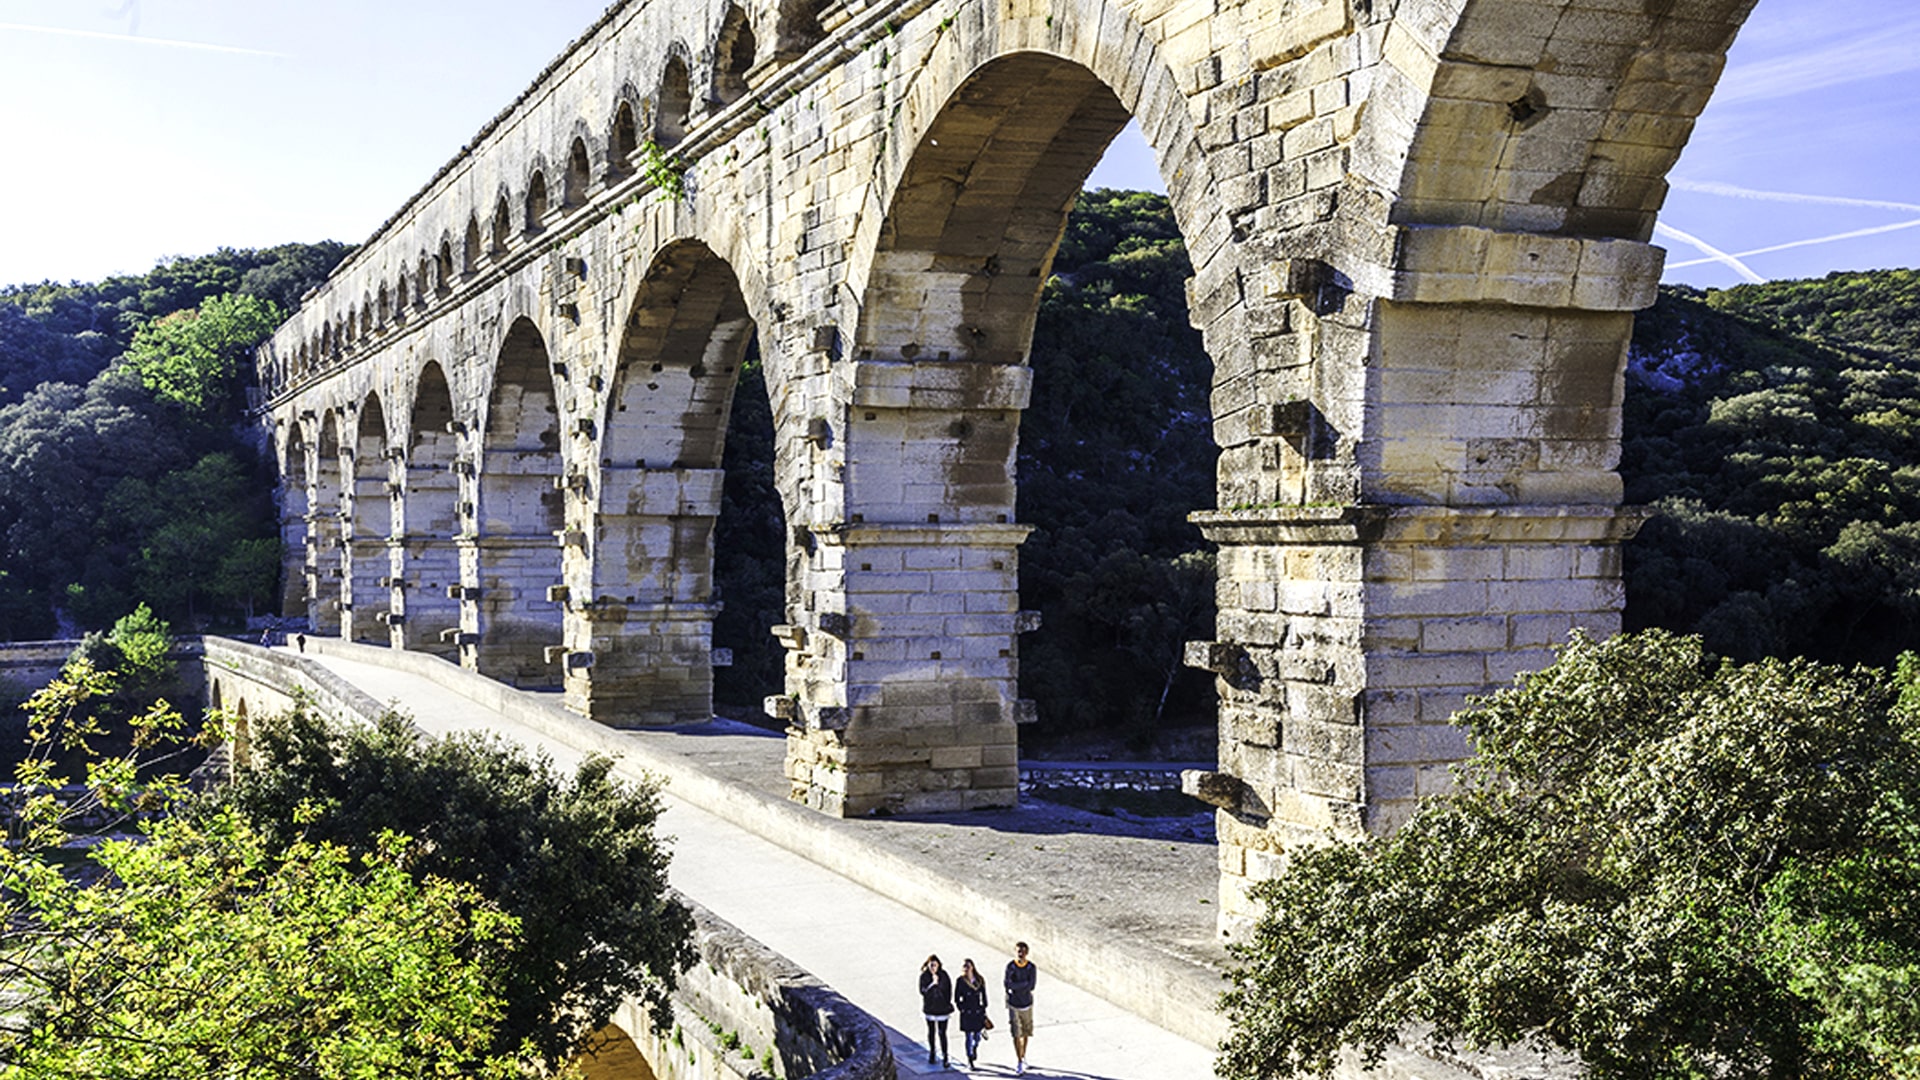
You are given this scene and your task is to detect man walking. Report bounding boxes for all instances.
[1004,941,1036,1074]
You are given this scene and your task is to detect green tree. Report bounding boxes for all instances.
[121,293,281,417]
[1,814,524,1079]
[1625,273,1920,665]
[212,704,695,1070]
[1219,630,1920,1080]
[0,666,528,1079]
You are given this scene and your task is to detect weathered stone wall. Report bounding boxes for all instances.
[259,0,1756,932]
[0,641,79,697]
[612,897,895,1080]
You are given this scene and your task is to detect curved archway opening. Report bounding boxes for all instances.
[610,101,640,178]
[525,172,551,235]
[565,138,592,208]
[476,319,566,687]
[310,413,346,636]
[656,56,693,148]
[807,51,1219,814]
[402,362,464,657]
[279,422,312,620]
[772,0,825,61]
[491,196,513,257]
[580,240,774,725]
[714,7,755,107]
[348,394,392,644]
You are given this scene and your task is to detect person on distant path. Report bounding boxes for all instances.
[920,954,954,1068]
[1004,941,1037,1074]
[294,633,306,654]
[954,958,991,1069]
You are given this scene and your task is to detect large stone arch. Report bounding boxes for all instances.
[471,316,568,686]
[278,420,311,620]
[781,12,1238,814]
[562,238,763,725]
[308,411,347,635]
[395,359,464,655]
[346,392,393,644]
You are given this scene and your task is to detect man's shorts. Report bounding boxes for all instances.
[1008,1006,1034,1039]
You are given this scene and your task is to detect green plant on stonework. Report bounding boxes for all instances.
[637,140,688,202]
[1218,630,1920,1080]
[0,668,529,1079]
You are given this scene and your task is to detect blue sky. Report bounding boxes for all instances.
[0,0,1911,290]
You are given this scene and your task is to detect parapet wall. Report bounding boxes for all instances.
[0,641,78,697]
[615,897,894,1080]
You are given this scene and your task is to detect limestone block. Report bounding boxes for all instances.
[1418,616,1507,654]
[1248,0,1350,70]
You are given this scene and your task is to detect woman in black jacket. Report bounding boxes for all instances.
[954,958,991,1069]
[919,954,954,1067]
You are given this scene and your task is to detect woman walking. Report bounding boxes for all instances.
[954,958,991,1069]
[919,954,955,1067]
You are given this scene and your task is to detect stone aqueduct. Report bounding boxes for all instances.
[259,0,1754,928]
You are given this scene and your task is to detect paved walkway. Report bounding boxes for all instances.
[301,651,1223,1080]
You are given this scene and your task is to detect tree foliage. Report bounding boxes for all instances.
[211,704,695,1070]
[1625,271,1920,664]
[0,243,335,636]
[0,668,526,1079]
[1219,630,1920,1080]
[0,242,348,409]
[2,814,524,1080]
[1,659,695,1077]
[122,293,282,416]
[1016,189,1218,740]
[711,351,786,709]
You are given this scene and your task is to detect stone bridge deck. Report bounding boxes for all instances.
[298,639,1229,1078]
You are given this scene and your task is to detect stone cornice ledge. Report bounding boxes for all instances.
[811,521,1034,546]
[1192,504,1653,545]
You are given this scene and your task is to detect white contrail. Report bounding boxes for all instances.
[0,21,284,57]
[1655,223,1765,283]
[1712,20,1920,106]
[1666,218,1920,270]
[1672,179,1920,214]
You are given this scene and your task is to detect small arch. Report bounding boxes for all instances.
[394,274,410,318]
[609,99,640,177]
[656,53,693,147]
[491,195,512,256]
[525,172,550,234]
[359,303,372,338]
[463,215,481,274]
[774,0,825,61]
[565,138,592,208]
[436,240,454,295]
[714,6,756,106]
[418,254,433,304]
[377,283,391,326]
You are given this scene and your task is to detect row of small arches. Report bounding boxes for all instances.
[270,0,833,390]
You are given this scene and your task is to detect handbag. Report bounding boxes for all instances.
[983,1015,995,1031]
